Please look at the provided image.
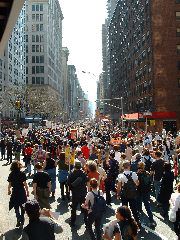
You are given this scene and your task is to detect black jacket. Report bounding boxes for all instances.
[67,169,88,197]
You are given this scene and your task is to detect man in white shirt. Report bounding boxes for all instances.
[82,179,104,240]
[116,160,140,226]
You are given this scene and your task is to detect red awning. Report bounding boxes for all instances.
[121,111,177,120]
[123,113,139,120]
[146,112,177,119]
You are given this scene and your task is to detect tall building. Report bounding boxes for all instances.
[62,47,69,122]
[109,0,180,131]
[107,0,118,22]
[67,65,87,121]
[100,1,118,116]
[0,3,26,119]
[26,0,63,118]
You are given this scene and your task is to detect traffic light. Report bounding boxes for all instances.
[15,100,21,110]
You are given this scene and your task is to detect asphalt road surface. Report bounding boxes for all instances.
[0,157,176,240]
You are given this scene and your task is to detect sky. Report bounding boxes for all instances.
[59,0,107,106]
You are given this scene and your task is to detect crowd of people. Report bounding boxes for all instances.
[0,121,180,240]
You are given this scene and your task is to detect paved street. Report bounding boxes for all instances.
[0,158,176,240]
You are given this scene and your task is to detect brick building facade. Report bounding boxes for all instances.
[109,0,180,132]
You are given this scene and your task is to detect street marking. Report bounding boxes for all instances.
[142,224,168,240]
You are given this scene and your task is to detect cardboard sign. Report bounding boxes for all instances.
[71,129,77,140]
[110,137,121,145]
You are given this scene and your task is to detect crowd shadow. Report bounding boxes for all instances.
[0,228,22,240]
[56,200,69,215]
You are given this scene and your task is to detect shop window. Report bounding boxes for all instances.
[176,12,180,20]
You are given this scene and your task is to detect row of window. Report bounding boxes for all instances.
[32,4,43,12]
[32,14,43,22]
[32,34,44,43]
[32,77,44,85]
[32,55,44,64]
[32,45,44,53]
[32,66,44,74]
[32,24,43,32]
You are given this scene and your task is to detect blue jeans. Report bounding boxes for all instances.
[154,180,161,201]
[137,193,154,222]
[46,168,56,193]
[26,163,31,174]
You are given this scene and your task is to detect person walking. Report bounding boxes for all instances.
[43,152,57,198]
[7,161,29,227]
[0,138,6,160]
[137,162,156,227]
[20,199,63,240]
[170,183,180,238]
[117,160,141,227]
[112,206,139,240]
[6,138,13,164]
[67,160,88,227]
[82,178,106,240]
[33,163,51,209]
[151,151,164,203]
[57,152,70,200]
[158,162,174,218]
[24,142,33,176]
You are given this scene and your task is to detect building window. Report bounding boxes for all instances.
[36,77,40,84]
[177,28,180,36]
[36,45,40,52]
[40,55,44,63]
[32,14,35,20]
[32,77,35,84]
[177,45,180,54]
[40,4,43,11]
[40,24,43,31]
[36,66,40,73]
[40,14,43,21]
[176,12,180,20]
[32,66,35,74]
[26,77,28,84]
[32,56,35,63]
[32,35,35,42]
[32,5,35,11]
[40,45,44,52]
[177,61,180,70]
[178,78,180,87]
[36,4,39,11]
[40,66,44,73]
[40,77,44,84]
[36,56,39,63]
[32,45,35,52]
[26,35,28,42]
[32,24,35,31]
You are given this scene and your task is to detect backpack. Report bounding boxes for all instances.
[139,171,152,193]
[121,172,137,199]
[144,156,152,172]
[90,191,106,218]
[131,160,141,172]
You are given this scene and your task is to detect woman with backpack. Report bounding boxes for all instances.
[82,178,106,240]
[104,205,138,240]
[137,162,156,228]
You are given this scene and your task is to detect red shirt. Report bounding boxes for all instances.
[25,146,33,156]
[81,145,90,159]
